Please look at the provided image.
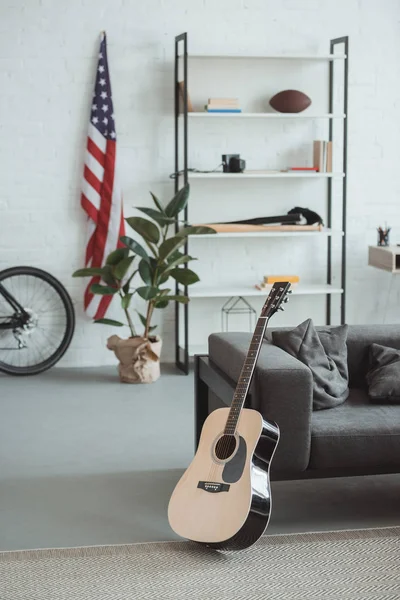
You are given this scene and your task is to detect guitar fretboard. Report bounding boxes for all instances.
[224,316,269,435]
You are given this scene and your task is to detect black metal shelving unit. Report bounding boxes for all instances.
[174,32,349,374]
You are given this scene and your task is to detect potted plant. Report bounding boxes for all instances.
[73,184,215,383]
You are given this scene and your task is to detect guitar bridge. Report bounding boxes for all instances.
[197,481,230,493]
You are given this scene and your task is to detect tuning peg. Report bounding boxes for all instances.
[283,297,289,303]
[287,290,293,294]
[278,306,285,311]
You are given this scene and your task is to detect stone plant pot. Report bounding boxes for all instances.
[107,335,162,383]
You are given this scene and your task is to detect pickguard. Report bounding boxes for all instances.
[222,436,247,483]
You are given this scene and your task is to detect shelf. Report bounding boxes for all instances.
[188,284,343,299]
[189,228,343,239]
[184,54,347,61]
[187,112,346,119]
[187,171,344,179]
[368,245,400,274]
[174,33,348,373]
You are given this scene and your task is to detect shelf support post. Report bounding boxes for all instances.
[328,36,348,325]
[174,32,189,374]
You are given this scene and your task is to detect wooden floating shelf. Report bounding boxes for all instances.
[186,112,346,119]
[188,284,343,299]
[183,54,347,61]
[368,245,400,274]
[189,228,343,239]
[186,171,344,179]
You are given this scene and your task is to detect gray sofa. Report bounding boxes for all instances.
[194,324,400,480]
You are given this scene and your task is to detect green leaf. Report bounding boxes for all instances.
[136,207,175,226]
[121,293,133,310]
[72,267,105,278]
[139,258,153,285]
[154,299,169,309]
[119,236,150,263]
[136,312,147,328]
[162,295,189,303]
[94,318,125,327]
[113,256,135,280]
[158,235,186,262]
[176,225,216,237]
[125,216,160,244]
[164,184,190,218]
[165,252,196,271]
[158,271,170,284]
[101,265,117,286]
[122,268,138,294]
[153,289,171,308]
[93,319,125,327]
[137,286,159,300]
[169,268,200,286]
[136,311,156,331]
[150,191,164,213]
[106,248,129,265]
[90,283,118,295]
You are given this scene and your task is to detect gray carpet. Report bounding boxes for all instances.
[1,527,399,600]
[1,366,400,551]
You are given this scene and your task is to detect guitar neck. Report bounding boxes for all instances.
[224,316,269,435]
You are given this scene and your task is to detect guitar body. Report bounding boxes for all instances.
[169,282,290,551]
[168,407,280,550]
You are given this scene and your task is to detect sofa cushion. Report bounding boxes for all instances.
[272,319,349,410]
[346,325,400,388]
[310,388,400,470]
[366,343,400,404]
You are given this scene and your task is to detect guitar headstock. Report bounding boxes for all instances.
[261,281,292,319]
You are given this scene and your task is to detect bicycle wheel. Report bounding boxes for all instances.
[0,266,75,375]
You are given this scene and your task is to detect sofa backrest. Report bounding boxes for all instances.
[267,324,400,389]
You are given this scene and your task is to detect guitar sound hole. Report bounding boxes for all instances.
[214,435,237,460]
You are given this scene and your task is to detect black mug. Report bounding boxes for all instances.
[229,157,246,173]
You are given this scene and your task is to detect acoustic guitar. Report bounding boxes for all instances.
[168,281,292,550]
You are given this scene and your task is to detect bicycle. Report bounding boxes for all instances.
[0,266,75,375]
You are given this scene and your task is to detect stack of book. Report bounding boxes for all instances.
[255,275,300,290]
[206,98,242,113]
[313,140,332,172]
[288,167,318,172]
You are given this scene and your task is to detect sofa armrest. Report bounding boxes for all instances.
[208,333,313,472]
[254,340,313,473]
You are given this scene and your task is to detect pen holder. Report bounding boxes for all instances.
[377,229,390,246]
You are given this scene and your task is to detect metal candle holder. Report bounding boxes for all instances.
[221,296,257,332]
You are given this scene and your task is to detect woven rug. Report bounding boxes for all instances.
[1,527,399,599]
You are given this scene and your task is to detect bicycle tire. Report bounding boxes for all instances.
[0,266,75,375]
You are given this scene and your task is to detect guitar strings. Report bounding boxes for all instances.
[205,288,285,483]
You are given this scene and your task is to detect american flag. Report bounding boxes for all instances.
[81,32,125,319]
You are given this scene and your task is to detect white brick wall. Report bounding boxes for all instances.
[0,0,399,366]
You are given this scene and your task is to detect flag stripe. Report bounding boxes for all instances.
[81,181,101,212]
[84,165,102,196]
[85,221,97,265]
[85,150,105,182]
[88,123,107,153]
[87,137,106,167]
[81,194,99,224]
